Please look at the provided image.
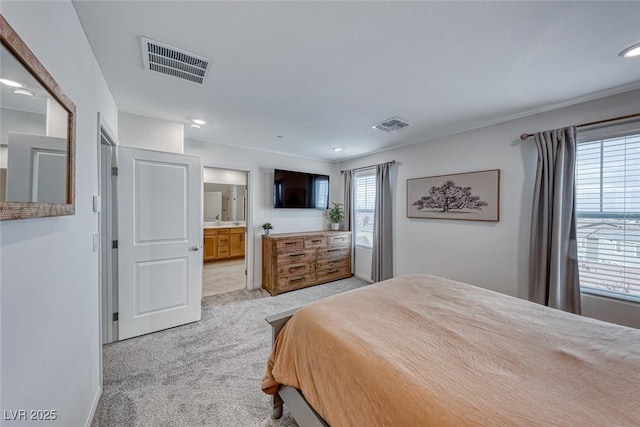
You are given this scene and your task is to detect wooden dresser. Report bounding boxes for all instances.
[262,231,352,296]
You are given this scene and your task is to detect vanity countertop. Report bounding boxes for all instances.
[203,222,246,229]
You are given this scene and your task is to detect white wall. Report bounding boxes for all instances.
[203,167,247,185]
[184,138,339,287]
[354,247,373,282]
[339,89,640,328]
[0,107,47,170]
[0,107,46,145]
[46,98,68,138]
[0,2,118,426]
[118,111,183,154]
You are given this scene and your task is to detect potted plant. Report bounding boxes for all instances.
[262,222,273,235]
[328,202,344,231]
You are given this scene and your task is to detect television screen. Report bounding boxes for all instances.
[274,169,329,209]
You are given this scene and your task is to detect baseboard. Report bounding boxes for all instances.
[355,273,373,283]
[85,385,101,427]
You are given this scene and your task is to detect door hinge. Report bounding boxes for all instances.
[112,312,119,321]
[112,240,118,249]
[245,269,247,275]
[111,166,118,176]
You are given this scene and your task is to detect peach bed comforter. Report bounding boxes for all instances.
[262,274,640,427]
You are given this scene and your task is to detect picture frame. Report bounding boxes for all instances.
[407,169,500,221]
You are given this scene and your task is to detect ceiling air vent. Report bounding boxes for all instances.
[372,117,412,133]
[141,37,212,85]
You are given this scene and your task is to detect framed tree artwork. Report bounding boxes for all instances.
[407,169,500,221]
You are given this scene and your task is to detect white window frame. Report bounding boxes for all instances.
[354,169,376,249]
[575,120,640,303]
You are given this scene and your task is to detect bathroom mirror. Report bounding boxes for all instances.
[0,15,76,220]
[204,184,247,222]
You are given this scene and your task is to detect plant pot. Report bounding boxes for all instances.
[264,229,271,235]
[330,223,340,231]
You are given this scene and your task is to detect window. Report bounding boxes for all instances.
[575,125,640,301]
[354,170,376,248]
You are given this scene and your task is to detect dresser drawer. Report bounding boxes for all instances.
[304,236,327,248]
[218,246,229,257]
[276,238,305,251]
[277,262,315,277]
[277,249,316,265]
[204,228,217,236]
[277,274,315,290]
[328,234,350,247]
[230,227,245,234]
[316,266,350,283]
[218,234,230,245]
[317,247,350,259]
[317,258,348,270]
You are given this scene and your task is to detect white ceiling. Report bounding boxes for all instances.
[73,1,640,161]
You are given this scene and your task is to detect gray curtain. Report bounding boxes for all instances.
[343,170,355,273]
[529,126,581,314]
[371,163,393,282]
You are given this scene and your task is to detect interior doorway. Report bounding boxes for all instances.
[202,166,249,297]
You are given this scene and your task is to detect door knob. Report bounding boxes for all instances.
[190,245,202,251]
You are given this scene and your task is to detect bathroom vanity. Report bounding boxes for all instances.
[203,223,245,262]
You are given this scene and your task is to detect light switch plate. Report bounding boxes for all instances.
[93,195,101,213]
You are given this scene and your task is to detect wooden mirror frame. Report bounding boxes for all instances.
[0,14,76,220]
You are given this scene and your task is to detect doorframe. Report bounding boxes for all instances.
[96,113,118,365]
[202,164,253,290]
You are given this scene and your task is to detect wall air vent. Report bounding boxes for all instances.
[141,37,212,85]
[372,117,412,133]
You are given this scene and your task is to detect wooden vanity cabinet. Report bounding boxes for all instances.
[203,227,246,262]
[203,229,218,261]
[262,231,352,296]
[230,228,245,257]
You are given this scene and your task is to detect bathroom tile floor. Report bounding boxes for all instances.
[203,259,246,297]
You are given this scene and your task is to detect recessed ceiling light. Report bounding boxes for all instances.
[192,119,206,125]
[619,42,640,58]
[333,147,343,152]
[13,88,36,97]
[0,78,23,88]
[190,124,202,129]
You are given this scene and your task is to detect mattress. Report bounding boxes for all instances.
[262,274,640,426]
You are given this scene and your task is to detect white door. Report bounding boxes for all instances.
[117,147,202,340]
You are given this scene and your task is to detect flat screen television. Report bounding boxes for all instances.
[274,169,329,209]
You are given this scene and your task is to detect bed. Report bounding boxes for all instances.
[262,274,640,426]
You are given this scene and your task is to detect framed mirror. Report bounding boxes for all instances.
[0,14,76,220]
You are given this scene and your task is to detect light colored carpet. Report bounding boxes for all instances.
[92,277,369,427]
[203,259,247,297]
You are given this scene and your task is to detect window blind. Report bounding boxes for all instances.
[575,121,640,301]
[354,170,376,248]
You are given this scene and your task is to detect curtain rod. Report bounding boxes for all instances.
[341,160,396,174]
[519,112,640,140]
